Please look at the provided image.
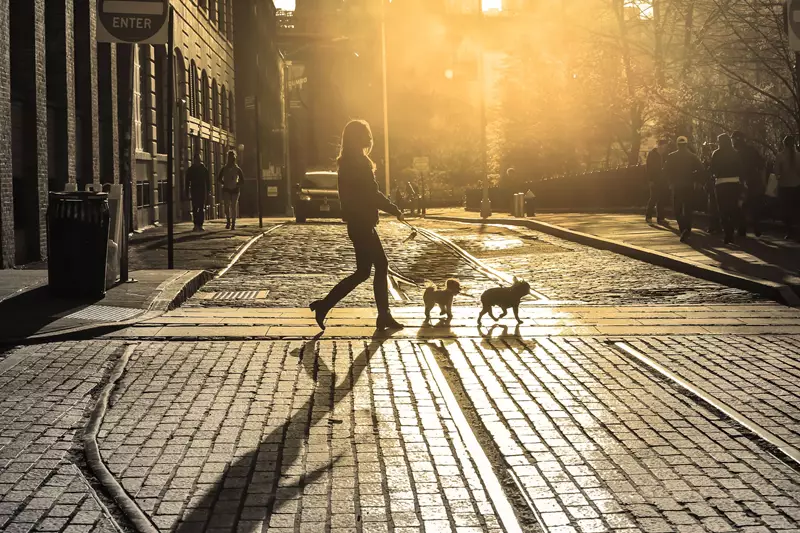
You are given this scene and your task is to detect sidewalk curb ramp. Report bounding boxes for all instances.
[0,270,212,346]
[429,215,800,307]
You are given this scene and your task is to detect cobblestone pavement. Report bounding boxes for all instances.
[440,336,800,532]
[187,219,759,309]
[627,336,800,452]
[97,340,516,533]
[0,342,124,533]
[413,220,760,306]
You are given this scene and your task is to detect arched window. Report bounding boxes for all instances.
[228,90,235,134]
[189,60,198,118]
[211,80,219,127]
[154,46,168,154]
[221,85,228,132]
[175,49,187,111]
[201,70,209,123]
[138,45,151,150]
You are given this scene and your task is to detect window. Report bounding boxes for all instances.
[209,0,217,23]
[136,180,152,208]
[134,45,145,151]
[228,91,235,133]
[219,0,227,37]
[189,60,198,118]
[221,86,228,132]
[154,46,167,154]
[201,71,209,122]
[211,80,219,127]
[157,180,169,205]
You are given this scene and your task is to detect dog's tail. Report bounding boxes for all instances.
[423,280,436,297]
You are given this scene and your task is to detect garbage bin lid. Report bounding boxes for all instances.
[50,191,109,200]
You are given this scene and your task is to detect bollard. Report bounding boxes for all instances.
[481,185,492,219]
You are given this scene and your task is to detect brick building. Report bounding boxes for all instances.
[0,0,281,268]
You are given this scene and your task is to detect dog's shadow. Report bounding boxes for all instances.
[175,332,391,531]
[478,323,522,350]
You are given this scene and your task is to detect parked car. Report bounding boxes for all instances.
[292,171,340,223]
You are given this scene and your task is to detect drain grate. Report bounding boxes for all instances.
[199,290,269,301]
[65,305,143,322]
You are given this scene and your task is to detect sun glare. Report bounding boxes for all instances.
[482,0,502,12]
[274,0,295,11]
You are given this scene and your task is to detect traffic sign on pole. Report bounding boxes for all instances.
[413,157,429,173]
[97,0,169,43]
[788,0,800,51]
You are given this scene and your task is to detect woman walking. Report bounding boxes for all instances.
[776,135,800,240]
[218,150,244,230]
[310,120,405,331]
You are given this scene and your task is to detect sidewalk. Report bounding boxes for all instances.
[0,269,209,343]
[0,218,286,343]
[427,209,800,305]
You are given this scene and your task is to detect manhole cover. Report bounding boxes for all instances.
[64,305,143,322]
[199,290,269,301]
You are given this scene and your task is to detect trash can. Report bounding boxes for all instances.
[47,191,111,298]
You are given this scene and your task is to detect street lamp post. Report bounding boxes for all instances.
[381,0,391,195]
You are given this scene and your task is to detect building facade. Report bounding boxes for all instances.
[0,0,281,269]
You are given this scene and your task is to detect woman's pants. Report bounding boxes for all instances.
[321,224,389,314]
[223,189,240,222]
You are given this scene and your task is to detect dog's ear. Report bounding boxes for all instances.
[512,276,519,284]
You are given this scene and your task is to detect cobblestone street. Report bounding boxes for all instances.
[1,217,799,533]
[187,220,761,309]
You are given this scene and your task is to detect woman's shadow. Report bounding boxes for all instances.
[176,331,392,532]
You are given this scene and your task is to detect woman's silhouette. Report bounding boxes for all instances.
[310,120,405,331]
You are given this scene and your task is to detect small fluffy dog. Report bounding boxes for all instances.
[423,279,461,321]
[478,277,531,324]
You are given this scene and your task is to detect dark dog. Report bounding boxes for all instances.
[423,279,461,321]
[478,278,531,323]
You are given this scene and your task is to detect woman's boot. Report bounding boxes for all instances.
[309,300,330,330]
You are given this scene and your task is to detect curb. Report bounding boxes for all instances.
[0,270,213,346]
[84,344,158,533]
[429,215,800,307]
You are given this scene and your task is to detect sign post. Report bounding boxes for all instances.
[97,0,172,272]
[412,157,429,216]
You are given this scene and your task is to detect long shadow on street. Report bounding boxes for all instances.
[176,332,391,532]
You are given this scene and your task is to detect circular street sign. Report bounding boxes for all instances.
[98,0,168,43]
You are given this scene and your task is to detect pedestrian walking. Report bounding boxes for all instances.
[775,135,800,240]
[710,134,745,245]
[645,139,670,224]
[731,131,767,237]
[664,136,704,242]
[186,153,210,232]
[310,119,405,331]
[701,142,722,235]
[218,150,244,230]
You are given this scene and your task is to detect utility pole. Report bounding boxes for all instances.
[478,0,491,219]
[381,0,391,195]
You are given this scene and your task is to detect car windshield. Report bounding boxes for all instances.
[301,173,338,190]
